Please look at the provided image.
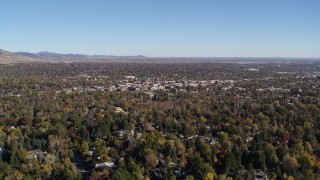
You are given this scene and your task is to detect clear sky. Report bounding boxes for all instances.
[1,0,320,57]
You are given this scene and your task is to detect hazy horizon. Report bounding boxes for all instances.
[6,50,320,59]
[3,48,320,59]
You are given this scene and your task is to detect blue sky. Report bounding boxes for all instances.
[1,0,319,57]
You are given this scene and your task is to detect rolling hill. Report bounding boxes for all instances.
[0,49,35,64]
[15,51,146,60]
[0,49,147,64]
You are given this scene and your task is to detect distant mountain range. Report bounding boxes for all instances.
[0,49,146,64]
[1,48,319,64]
[15,51,146,60]
[0,49,34,64]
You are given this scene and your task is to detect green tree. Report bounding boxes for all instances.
[80,141,89,156]
[109,168,134,180]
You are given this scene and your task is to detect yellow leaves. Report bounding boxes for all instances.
[231,135,240,142]
[303,121,313,129]
[80,141,89,155]
[157,138,165,146]
[144,131,165,148]
[298,151,316,170]
[61,157,71,165]
[287,175,294,180]
[212,155,218,164]
[132,171,145,180]
[284,151,316,171]
[203,172,214,180]
[0,126,6,138]
[20,148,29,162]
[304,170,314,180]
[39,122,49,134]
[42,163,53,177]
[245,118,253,124]
[199,116,207,124]
[96,146,109,162]
[95,112,103,121]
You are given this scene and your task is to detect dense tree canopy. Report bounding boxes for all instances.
[0,61,320,179]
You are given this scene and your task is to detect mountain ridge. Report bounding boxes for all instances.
[0,49,34,64]
[0,49,146,64]
[15,51,146,60]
